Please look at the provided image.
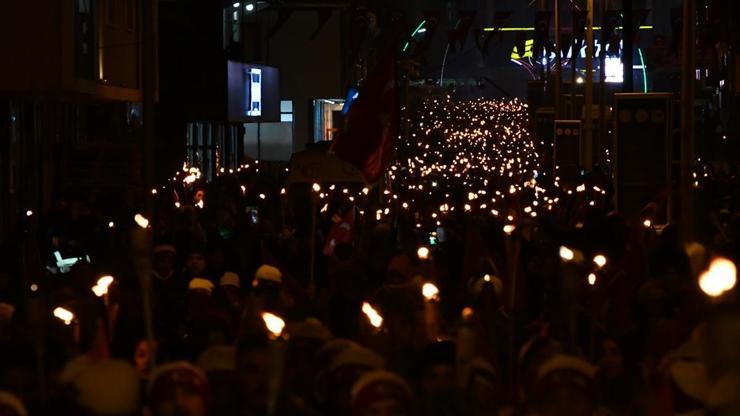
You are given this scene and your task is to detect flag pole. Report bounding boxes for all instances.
[598,0,607,165]
[680,0,696,238]
[554,0,562,118]
[583,0,594,170]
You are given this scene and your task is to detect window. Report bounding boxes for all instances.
[76,0,96,79]
[313,99,345,141]
[280,100,293,122]
[232,10,241,42]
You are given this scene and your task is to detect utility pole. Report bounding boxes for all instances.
[598,0,607,165]
[554,0,562,118]
[623,0,634,92]
[142,0,156,214]
[680,0,695,238]
[583,0,594,169]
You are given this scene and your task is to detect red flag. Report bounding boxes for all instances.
[331,50,397,183]
[323,207,355,256]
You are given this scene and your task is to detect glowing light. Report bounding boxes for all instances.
[174,202,181,208]
[461,307,474,319]
[261,312,286,338]
[588,273,597,286]
[312,183,321,192]
[559,246,575,261]
[576,77,585,84]
[699,257,737,297]
[643,219,652,228]
[25,210,33,217]
[196,200,204,209]
[134,214,149,229]
[53,307,74,325]
[503,224,516,235]
[593,254,607,268]
[483,274,491,282]
[30,283,38,292]
[417,246,430,260]
[259,193,266,200]
[362,302,383,328]
[151,188,157,195]
[422,282,440,301]
[92,275,115,297]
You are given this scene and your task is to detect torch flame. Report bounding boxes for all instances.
[134,214,150,229]
[417,246,430,260]
[422,282,440,301]
[593,254,607,268]
[362,302,383,328]
[53,307,74,325]
[261,312,286,338]
[588,273,597,286]
[559,246,575,261]
[699,257,737,297]
[92,275,115,297]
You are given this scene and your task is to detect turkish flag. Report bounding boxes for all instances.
[331,50,397,183]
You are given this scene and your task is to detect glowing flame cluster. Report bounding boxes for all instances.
[261,312,286,338]
[53,307,75,325]
[92,275,114,297]
[362,302,384,328]
[377,98,558,233]
[699,257,737,297]
[422,282,440,301]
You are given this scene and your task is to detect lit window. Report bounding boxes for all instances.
[280,100,293,122]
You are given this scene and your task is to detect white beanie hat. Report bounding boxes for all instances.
[60,358,141,415]
[219,272,240,288]
[255,265,282,284]
[197,346,236,373]
[188,277,215,294]
[288,317,333,342]
[330,346,385,373]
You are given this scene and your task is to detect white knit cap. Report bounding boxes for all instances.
[288,317,332,341]
[196,346,236,373]
[670,360,711,404]
[0,391,27,416]
[255,265,282,284]
[60,358,141,415]
[219,272,240,288]
[330,346,385,372]
[188,278,215,294]
[536,354,597,382]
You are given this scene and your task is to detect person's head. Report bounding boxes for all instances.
[187,278,214,308]
[251,265,282,305]
[236,339,270,413]
[534,355,597,416]
[598,337,624,379]
[351,370,412,416]
[185,250,208,276]
[328,347,386,414]
[60,357,141,416]
[467,357,499,409]
[134,339,158,380]
[218,272,241,307]
[148,362,209,416]
[418,341,456,397]
[193,188,206,204]
[153,245,177,279]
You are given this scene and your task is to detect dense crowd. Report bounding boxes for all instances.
[0,151,738,416]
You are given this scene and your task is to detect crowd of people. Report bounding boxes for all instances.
[0,154,738,416]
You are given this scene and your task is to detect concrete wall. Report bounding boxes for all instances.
[265,9,344,153]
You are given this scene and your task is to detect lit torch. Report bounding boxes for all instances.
[261,311,287,416]
[362,302,384,329]
[422,282,440,341]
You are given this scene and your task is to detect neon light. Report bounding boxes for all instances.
[638,47,648,93]
[403,20,427,52]
[484,25,653,32]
